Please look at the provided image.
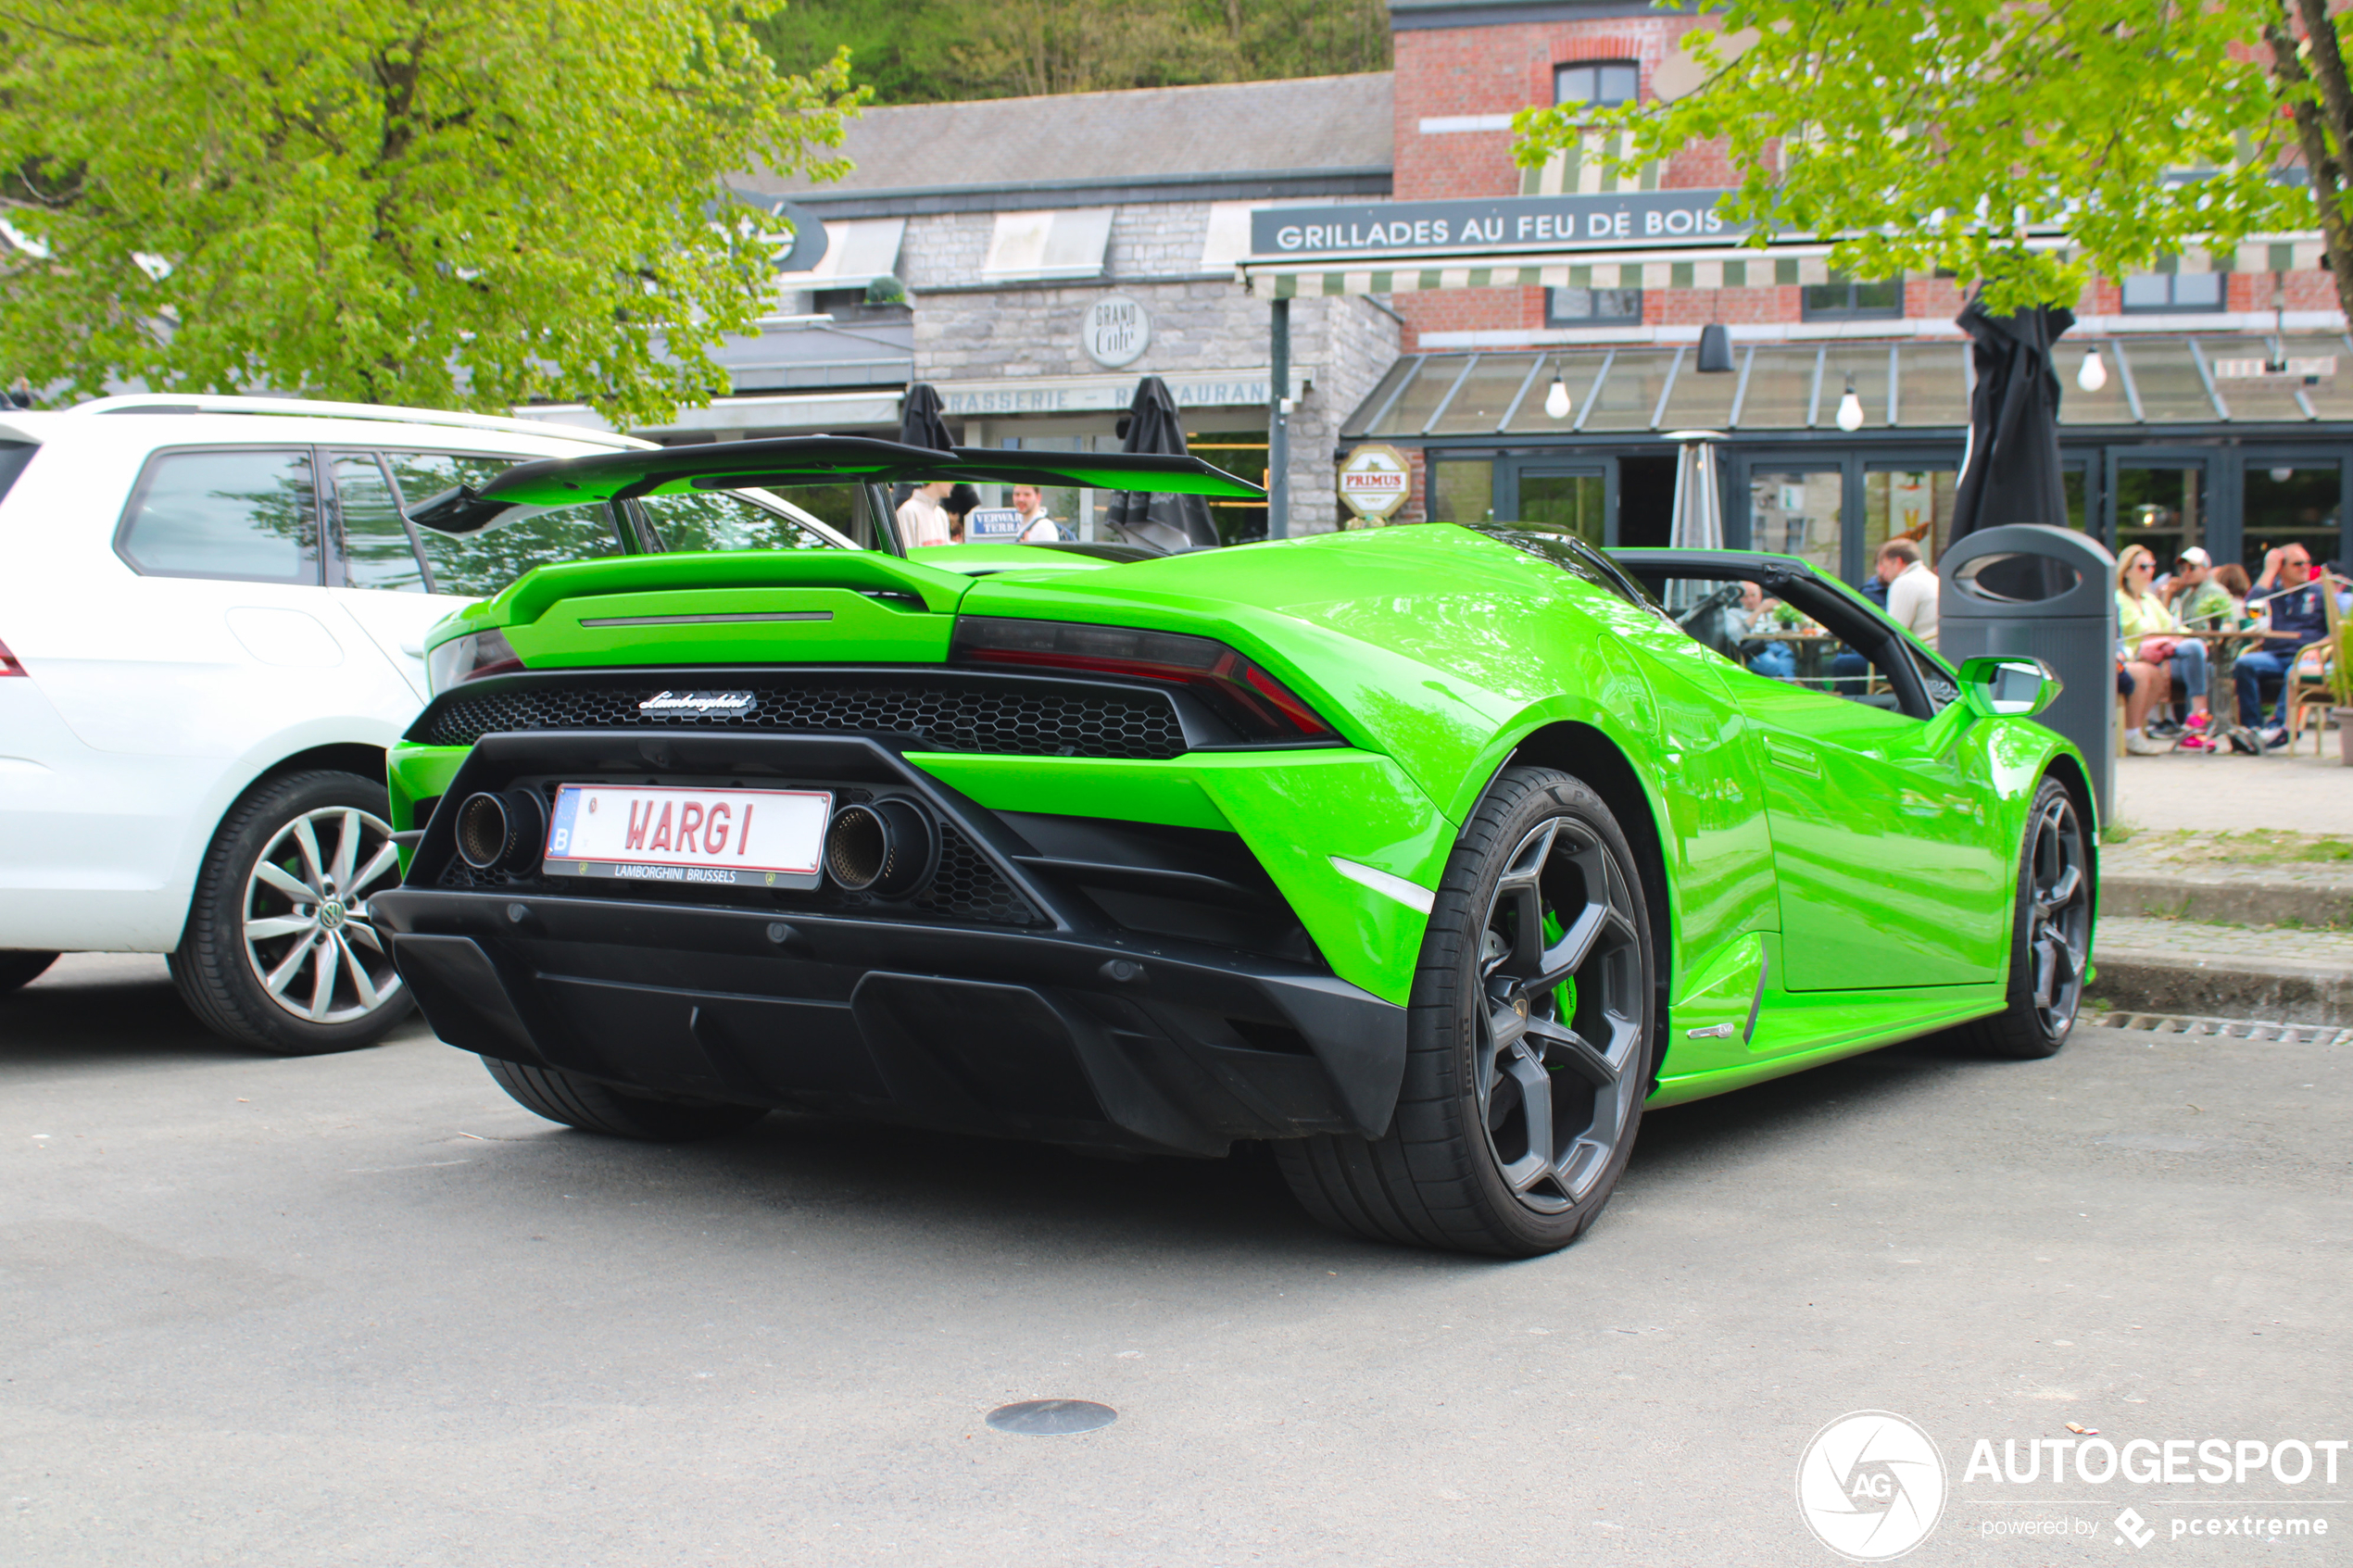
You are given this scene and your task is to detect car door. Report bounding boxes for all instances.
[1701,595,2007,991]
[324,449,448,700]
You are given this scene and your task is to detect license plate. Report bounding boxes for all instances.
[543,784,831,889]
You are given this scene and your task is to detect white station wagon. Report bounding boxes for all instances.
[0,395,858,1053]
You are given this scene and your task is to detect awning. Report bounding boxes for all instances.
[1341,332,2353,441]
[1243,238,2327,301]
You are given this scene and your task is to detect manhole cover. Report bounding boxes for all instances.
[986,1399,1117,1436]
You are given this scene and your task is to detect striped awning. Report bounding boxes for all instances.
[1241,238,2328,301]
[1518,132,1658,196]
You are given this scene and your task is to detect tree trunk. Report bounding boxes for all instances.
[2276,0,2353,326]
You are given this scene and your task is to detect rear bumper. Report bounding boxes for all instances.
[373,888,1408,1156]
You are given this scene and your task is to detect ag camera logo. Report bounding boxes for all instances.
[1796,1411,1948,1561]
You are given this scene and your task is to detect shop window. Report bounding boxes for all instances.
[1802,275,1904,321]
[2242,463,2341,576]
[1428,459,1494,525]
[1555,61,1639,108]
[1546,286,1643,327]
[2120,272,2224,313]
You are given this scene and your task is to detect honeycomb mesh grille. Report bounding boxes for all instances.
[420,675,1186,759]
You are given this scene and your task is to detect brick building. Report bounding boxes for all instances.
[1287,0,2353,580]
[528,0,2352,574]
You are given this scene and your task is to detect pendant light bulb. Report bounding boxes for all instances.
[1835,379,1865,433]
[1543,373,1572,420]
[2078,347,2108,392]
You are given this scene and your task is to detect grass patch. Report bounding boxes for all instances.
[2107,828,2353,866]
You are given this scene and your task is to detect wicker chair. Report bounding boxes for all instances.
[2284,576,2349,755]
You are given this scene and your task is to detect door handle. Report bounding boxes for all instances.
[1763,736,1820,777]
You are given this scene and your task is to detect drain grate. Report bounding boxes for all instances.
[2097,1010,2353,1047]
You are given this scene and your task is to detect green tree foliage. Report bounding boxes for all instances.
[0,0,867,425]
[756,0,1390,104]
[1515,1,2337,316]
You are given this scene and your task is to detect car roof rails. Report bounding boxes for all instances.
[68,394,650,449]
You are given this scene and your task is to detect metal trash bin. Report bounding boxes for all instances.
[1939,523,2118,818]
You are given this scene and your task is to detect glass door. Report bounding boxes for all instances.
[1743,463,1846,581]
[1499,462,1612,546]
[2240,458,2343,578]
[1864,461,1959,566]
[2108,457,2210,569]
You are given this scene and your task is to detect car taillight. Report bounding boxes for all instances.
[0,637,23,676]
[426,628,522,696]
[952,616,1334,741]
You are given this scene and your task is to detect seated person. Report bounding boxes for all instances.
[1728,582,1798,678]
[2116,545,2213,751]
[2235,546,2334,748]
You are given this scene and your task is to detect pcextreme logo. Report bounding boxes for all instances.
[1796,1411,1949,1561]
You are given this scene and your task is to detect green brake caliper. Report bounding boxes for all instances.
[1542,909,1578,1062]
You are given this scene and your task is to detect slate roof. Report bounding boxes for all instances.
[742,73,1393,200]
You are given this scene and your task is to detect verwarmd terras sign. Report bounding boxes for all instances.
[1250,192,1750,259]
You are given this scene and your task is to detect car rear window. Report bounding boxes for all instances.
[635,489,846,553]
[0,441,35,507]
[116,447,319,584]
[382,450,626,597]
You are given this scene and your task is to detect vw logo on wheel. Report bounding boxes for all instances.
[1794,1411,1946,1561]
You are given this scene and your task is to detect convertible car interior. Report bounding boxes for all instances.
[1612,549,1958,721]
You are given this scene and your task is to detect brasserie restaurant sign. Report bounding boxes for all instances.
[1251,192,1747,259]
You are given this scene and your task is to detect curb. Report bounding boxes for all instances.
[2103,873,2353,929]
[2088,947,2353,1027]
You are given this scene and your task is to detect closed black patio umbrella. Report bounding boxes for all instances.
[1949,298,2074,551]
[1102,376,1222,553]
[896,382,955,452]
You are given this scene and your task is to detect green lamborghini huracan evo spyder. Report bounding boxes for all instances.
[373,436,2096,1257]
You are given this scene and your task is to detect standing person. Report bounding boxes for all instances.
[941,483,981,545]
[896,481,953,547]
[2114,544,2214,750]
[1010,484,1063,543]
[2234,545,2334,748]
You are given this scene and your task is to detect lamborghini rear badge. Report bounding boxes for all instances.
[639,690,758,716]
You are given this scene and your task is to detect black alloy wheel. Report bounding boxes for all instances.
[1973,777,2094,1060]
[1277,766,1656,1256]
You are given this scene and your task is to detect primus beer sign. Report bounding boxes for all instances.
[1338,445,1410,524]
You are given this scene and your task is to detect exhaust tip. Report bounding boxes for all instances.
[454,789,547,872]
[824,799,936,896]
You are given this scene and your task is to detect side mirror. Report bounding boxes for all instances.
[1957,656,2062,719]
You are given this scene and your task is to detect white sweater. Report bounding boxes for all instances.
[1886,561,1939,650]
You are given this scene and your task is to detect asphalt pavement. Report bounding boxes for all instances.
[5,955,2347,1566]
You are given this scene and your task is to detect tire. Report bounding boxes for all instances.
[1970,776,2094,1060]
[0,951,59,994]
[482,1056,769,1142]
[1277,766,1656,1257]
[168,769,413,1055]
